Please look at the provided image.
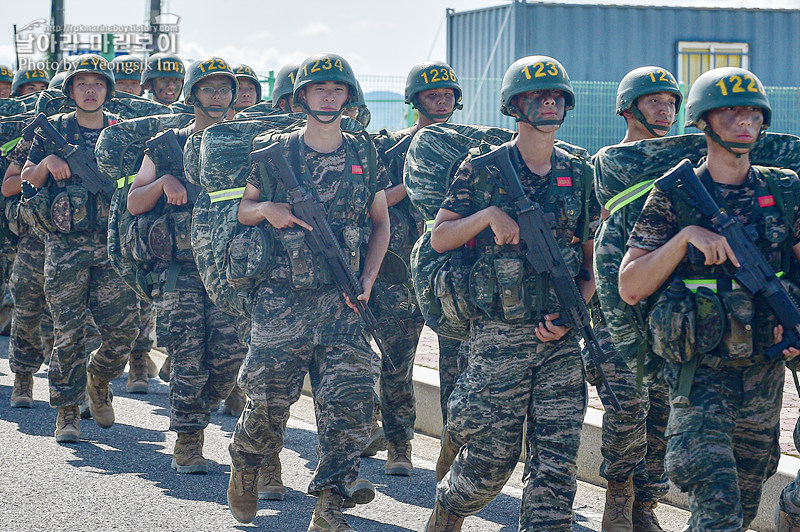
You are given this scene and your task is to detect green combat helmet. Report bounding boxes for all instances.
[48,71,67,90]
[11,66,50,96]
[293,53,358,124]
[141,52,185,90]
[183,57,238,116]
[111,55,145,81]
[685,66,771,154]
[62,54,115,103]
[232,63,262,103]
[0,65,13,85]
[346,80,371,128]
[405,61,462,122]
[616,66,682,136]
[272,63,300,111]
[500,55,574,127]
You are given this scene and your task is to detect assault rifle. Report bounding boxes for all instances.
[251,142,396,371]
[21,112,115,199]
[656,159,800,360]
[383,133,412,167]
[145,129,202,202]
[471,144,621,411]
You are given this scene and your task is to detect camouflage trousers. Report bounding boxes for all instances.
[132,297,154,356]
[155,266,247,433]
[375,282,425,443]
[230,282,375,497]
[584,321,670,503]
[44,231,139,407]
[779,415,800,518]
[662,357,783,531]
[8,234,53,375]
[437,316,587,530]
[438,335,467,426]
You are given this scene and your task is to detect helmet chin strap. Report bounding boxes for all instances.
[696,118,763,158]
[513,103,564,131]
[297,100,344,124]
[412,96,461,123]
[631,105,673,137]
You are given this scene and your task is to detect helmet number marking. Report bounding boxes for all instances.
[648,70,673,83]
[304,58,344,76]
[198,58,230,74]
[0,67,10,77]
[715,75,763,97]
[420,68,457,85]
[522,62,561,80]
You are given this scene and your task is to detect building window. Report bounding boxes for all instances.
[678,41,749,86]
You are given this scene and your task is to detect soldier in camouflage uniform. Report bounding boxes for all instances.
[111,55,144,97]
[0,65,13,99]
[427,56,596,532]
[11,67,49,97]
[619,67,800,531]
[592,66,681,532]
[20,54,140,442]
[231,64,261,114]
[141,52,185,106]
[227,53,390,531]
[128,57,248,474]
[3,138,54,408]
[366,61,463,476]
[271,63,301,114]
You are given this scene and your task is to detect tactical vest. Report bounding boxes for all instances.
[461,143,592,324]
[254,130,378,290]
[23,111,118,236]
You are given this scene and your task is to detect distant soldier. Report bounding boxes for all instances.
[592,66,682,532]
[0,65,13,98]
[11,67,49,97]
[128,57,248,474]
[231,63,261,114]
[427,56,596,531]
[20,54,140,442]
[620,67,800,531]
[141,52,185,106]
[271,63,301,114]
[111,55,144,96]
[228,53,390,531]
[366,61,463,477]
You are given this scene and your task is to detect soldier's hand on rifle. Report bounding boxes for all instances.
[535,312,571,343]
[261,201,313,231]
[344,276,374,314]
[773,325,800,361]
[161,174,188,205]
[487,206,520,246]
[44,155,71,181]
[682,225,740,267]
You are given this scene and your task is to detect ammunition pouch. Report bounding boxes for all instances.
[648,278,696,364]
[493,257,529,322]
[225,225,273,289]
[342,226,364,274]
[694,287,725,354]
[277,227,330,290]
[21,184,58,234]
[51,185,94,233]
[719,289,754,360]
[122,211,158,263]
[148,209,193,263]
[433,254,477,323]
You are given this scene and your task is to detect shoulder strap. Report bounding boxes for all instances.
[604,180,656,216]
[756,165,799,228]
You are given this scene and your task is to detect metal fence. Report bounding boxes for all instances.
[354,75,800,155]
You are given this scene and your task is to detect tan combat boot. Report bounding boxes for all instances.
[602,477,634,532]
[126,351,149,394]
[10,372,33,408]
[257,453,286,500]
[86,372,115,429]
[360,417,386,457]
[227,465,258,523]
[632,500,665,531]
[172,431,208,474]
[777,490,800,532]
[222,384,246,416]
[158,355,171,382]
[54,405,81,443]
[425,500,464,532]
[435,428,460,481]
[146,353,158,379]
[308,489,354,532]
[385,440,412,476]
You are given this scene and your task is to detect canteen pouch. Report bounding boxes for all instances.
[225,226,272,287]
[148,214,173,262]
[719,289,754,360]
[50,185,91,233]
[124,212,157,263]
[433,255,477,323]
[694,286,725,354]
[648,278,696,364]
[493,257,529,321]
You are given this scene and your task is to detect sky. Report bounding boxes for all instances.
[4,0,799,80]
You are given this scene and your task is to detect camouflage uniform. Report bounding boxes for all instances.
[27,112,141,408]
[434,146,595,530]
[229,133,386,497]
[371,126,426,444]
[627,168,797,530]
[592,145,670,503]
[6,139,54,375]
[779,416,800,525]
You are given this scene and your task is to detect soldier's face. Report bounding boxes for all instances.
[193,75,234,117]
[19,81,47,96]
[417,88,456,122]
[69,73,107,111]
[706,106,764,151]
[0,82,11,98]
[116,79,142,96]
[235,79,258,108]
[151,77,183,104]
[634,91,677,137]
[514,89,565,131]
[299,81,349,113]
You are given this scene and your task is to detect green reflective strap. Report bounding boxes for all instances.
[683,272,783,293]
[209,187,246,203]
[1,136,21,157]
[116,174,137,189]
[425,219,435,232]
[604,179,655,216]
